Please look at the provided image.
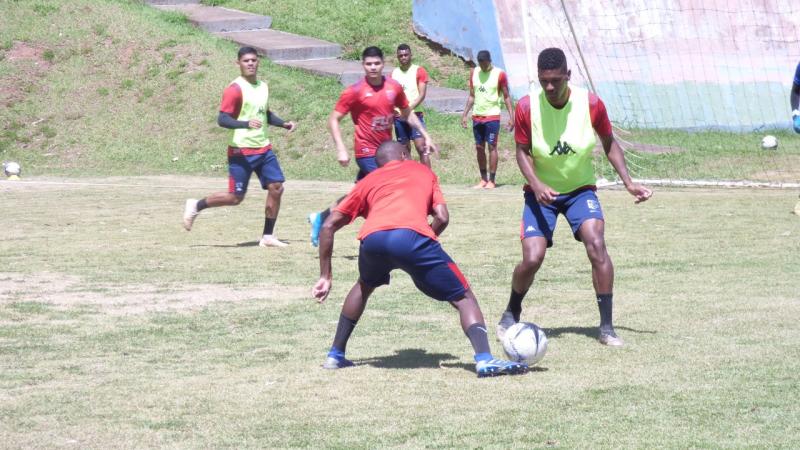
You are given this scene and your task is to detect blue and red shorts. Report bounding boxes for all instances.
[521,188,604,247]
[472,119,500,146]
[358,228,470,302]
[355,156,378,182]
[394,112,425,144]
[228,148,285,197]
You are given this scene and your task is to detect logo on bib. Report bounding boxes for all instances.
[550,140,575,156]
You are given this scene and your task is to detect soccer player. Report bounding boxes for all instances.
[791,61,800,133]
[496,47,652,347]
[307,46,434,247]
[390,44,433,167]
[460,50,514,189]
[182,46,296,247]
[312,141,528,378]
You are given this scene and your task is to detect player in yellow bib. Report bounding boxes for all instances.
[182,47,297,247]
[390,44,434,167]
[461,50,514,189]
[497,47,652,347]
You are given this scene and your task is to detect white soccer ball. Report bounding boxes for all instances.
[761,135,778,150]
[3,161,21,176]
[502,322,548,365]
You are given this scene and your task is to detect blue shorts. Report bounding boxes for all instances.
[521,189,604,247]
[355,156,378,182]
[472,120,500,146]
[228,150,285,197]
[358,229,469,302]
[394,112,425,144]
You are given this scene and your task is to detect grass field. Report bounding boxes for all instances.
[1,178,799,448]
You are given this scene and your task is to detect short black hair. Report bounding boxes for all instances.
[537,47,567,71]
[476,50,491,62]
[238,46,259,60]
[362,46,384,60]
[397,43,411,52]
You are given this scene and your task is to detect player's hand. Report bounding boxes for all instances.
[336,143,350,167]
[626,183,653,204]
[248,119,263,129]
[422,136,436,156]
[312,277,332,303]
[460,116,468,129]
[506,118,515,132]
[284,121,297,132]
[793,111,800,134]
[533,183,559,205]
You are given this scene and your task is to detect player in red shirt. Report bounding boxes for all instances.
[307,46,436,247]
[312,141,528,378]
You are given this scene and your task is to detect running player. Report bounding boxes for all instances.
[307,46,435,247]
[497,47,652,347]
[791,60,800,133]
[182,46,296,247]
[460,50,514,189]
[390,44,433,167]
[312,141,527,378]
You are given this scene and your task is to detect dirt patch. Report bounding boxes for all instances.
[0,272,308,316]
[0,41,52,108]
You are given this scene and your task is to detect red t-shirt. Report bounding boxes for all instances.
[469,68,509,122]
[335,77,410,159]
[335,160,446,240]
[219,82,271,156]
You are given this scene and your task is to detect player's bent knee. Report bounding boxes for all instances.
[268,182,284,195]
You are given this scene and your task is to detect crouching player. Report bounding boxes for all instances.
[312,141,527,378]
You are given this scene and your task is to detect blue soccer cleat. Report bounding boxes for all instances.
[322,355,354,370]
[308,212,323,247]
[476,358,528,378]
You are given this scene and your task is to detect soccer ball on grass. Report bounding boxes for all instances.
[760,135,778,150]
[3,161,21,179]
[501,322,548,365]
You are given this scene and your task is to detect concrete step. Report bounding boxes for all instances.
[214,29,341,61]
[275,58,393,85]
[152,4,271,32]
[425,86,467,113]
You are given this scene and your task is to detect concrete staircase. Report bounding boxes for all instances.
[147,0,466,113]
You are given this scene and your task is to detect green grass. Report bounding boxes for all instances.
[1,178,799,448]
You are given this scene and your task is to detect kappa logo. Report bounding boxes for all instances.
[364,92,373,98]
[478,85,487,93]
[525,225,536,232]
[550,140,576,156]
[385,90,396,102]
[257,107,266,116]
[587,199,599,211]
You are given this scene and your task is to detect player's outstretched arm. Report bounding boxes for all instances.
[600,134,652,203]
[516,143,558,204]
[430,204,449,236]
[313,211,351,303]
[327,110,350,167]
[267,110,296,132]
[217,112,256,129]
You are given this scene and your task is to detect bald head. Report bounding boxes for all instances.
[375,141,410,167]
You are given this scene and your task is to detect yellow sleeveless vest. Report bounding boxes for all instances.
[391,64,421,112]
[230,77,270,148]
[472,67,503,116]
[529,85,597,192]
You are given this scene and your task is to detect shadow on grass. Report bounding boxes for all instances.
[360,348,460,369]
[544,325,655,340]
[190,240,301,248]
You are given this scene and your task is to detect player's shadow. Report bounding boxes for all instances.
[544,325,655,340]
[190,240,297,248]
[360,348,462,369]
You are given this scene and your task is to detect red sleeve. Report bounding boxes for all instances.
[416,67,429,84]
[498,70,508,90]
[334,86,355,114]
[431,175,446,207]
[514,96,531,145]
[589,93,613,138]
[219,84,242,117]
[468,68,474,89]
[394,85,410,109]
[334,183,365,221]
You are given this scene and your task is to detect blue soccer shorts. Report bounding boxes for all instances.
[521,188,604,247]
[228,150,285,197]
[358,228,470,302]
[394,112,426,144]
[472,120,500,146]
[355,156,378,182]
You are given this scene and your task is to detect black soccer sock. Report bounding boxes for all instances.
[489,172,496,182]
[197,199,208,211]
[263,217,276,235]
[597,293,613,331]
[479,169,488,181]
[331,313,358,354]
[505,289,527,322]
[466,323,492,356]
